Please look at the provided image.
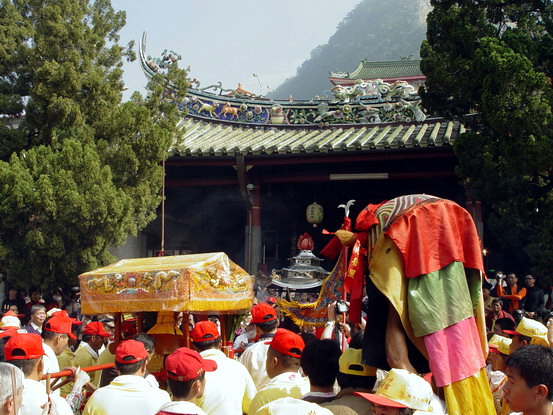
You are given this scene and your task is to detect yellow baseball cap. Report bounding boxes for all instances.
[488,334,512,355]
[504,317,549,346]
[339,348,377,376]
[354,368,434,413]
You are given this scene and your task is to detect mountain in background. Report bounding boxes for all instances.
[268,0,430,99]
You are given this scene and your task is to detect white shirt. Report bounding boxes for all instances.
[248,372,310,415]
[196,349,257,415]
[81,341,100,360]
[82,375,171,415]
[21,378,72,415]
[156,401,207,415]
[239,339,272,390]
[145,373,160,389]
[42,342,61,396]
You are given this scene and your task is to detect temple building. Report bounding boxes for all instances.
[329,59,425,90]
[114,34,477,282]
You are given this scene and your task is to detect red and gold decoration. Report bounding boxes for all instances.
[79,253,253,314]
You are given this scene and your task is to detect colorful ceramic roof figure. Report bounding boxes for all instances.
[136,33,468,161]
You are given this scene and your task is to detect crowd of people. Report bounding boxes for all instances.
[0,276,552,415]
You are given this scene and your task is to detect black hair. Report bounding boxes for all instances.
[507,345,553,400]
[300,339,340,387]
[300,332,316,346]
[0,337,10,362]
[115,356,147,375]
[168,372,205,399]
[8,356,40,376]
[349,330,364,349]
[42,330,68,342]
[256,319,278,333]
[29,287,41,295]
[516,334,532,345]
[483,281,493,291]
[133,333,156,353]
[495,318,516,332]
[192,337,222,352]
[82,334,93,343]
[492,298,503,306]
[268,346,301,371]
[336,371,376,390]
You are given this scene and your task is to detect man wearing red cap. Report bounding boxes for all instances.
[240,303,279,390]
[190,321,256,415]
[5,333,73,415]
[83,340,170,415]
[75,321,111,385]
[41,315,78,387]
[156,347,218,415]
[248,329,309,415]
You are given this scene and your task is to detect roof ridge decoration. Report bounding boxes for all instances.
[139,33,426,128]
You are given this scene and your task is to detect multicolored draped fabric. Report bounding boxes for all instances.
[360,195,495,415]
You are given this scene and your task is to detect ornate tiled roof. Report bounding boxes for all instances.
[139,34,457,159]
[171,117,463,157]
[331,59,423,80]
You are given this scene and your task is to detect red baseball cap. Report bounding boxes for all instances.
[251,303,277,324]
[1,310,24,318]
[166,347,217,381]
[115,340,149,364]
[266,328,304,358]
[43,315,77,340]
[266,297,277,305]
[84,321,111,337]
[52,310,83,326]
[191,321,220,343]
[5,333,45,360]
[0,328,20,339]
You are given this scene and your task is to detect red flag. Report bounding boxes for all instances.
[345,233,367,324]
[320,217,352,260]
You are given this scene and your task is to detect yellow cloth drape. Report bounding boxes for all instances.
[444,368,496,415]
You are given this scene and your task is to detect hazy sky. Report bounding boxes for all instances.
[111,0,361,99]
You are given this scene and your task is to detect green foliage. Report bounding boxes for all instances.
[422,0,553,278]
[269,0,429,99]
[0,0,188,287]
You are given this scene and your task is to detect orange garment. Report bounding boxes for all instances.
[497,284,527,314]
[384,199,484,278]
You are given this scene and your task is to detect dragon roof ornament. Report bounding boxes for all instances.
[139,33,427,127]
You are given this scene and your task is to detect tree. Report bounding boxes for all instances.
[420,1,553,278]
[0,0,188,287]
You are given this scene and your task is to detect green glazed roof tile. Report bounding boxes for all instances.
[172,118,460,157]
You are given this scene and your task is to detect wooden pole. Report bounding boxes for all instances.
[137,312,143,333]
[42,363,116,380]
[160,158,166,256]
[184,312,190,348]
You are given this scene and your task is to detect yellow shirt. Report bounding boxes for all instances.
[57,347,77,396]
[96,346,116,387]
[75,343,99,385]
[248,372,309,415]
